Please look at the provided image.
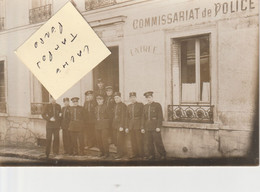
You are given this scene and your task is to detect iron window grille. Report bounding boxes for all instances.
[85,0,117,11]
[29,4,52,24]
[168,105,214,123]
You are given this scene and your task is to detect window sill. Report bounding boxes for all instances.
[29,115,43,119]
[0,113,8,117]
[180,102,211,105]
[162,121,219,130]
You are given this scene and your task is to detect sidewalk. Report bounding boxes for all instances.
[0,145,257,166]
[0,144,167,166]
[0,144,181,166]
[0,144,119,163]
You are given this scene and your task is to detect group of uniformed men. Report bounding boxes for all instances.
[42,79,166,160]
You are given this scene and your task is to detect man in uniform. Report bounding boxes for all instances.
[42,95,62,158]
[95,78,106,98]
[95,94,110,158]
[142,91,166,160]
[126,92,144,159]
[61,97,71,154]
[113,92,127,159]
[68,97,85,156]
[83,90,96,148]
[104,86,115,144]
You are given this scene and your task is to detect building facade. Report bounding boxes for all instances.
[0,0,259,158]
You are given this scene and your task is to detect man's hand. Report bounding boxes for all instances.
[50,117,55,122]
[141,129,145,134]
[59,113,62,117]
[125,128,129,134]
[119,127,124,132]
[156,128,161,132]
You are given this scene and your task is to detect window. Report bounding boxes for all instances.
[0,0,5,31]
[180,36,210,103]
[29,0,52,24]
[0,60,7,113]
[32,0,46,8]
[31,75,49,115]
[85,0,117,11]
[168,34,213,123]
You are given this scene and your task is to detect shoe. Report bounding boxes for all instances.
[160,155,166,160]
[79,151,85,156]
[98,153,104,157]
[129,155,138,159]
[147,156,155,160]
[102,154,109,159]
[114,155,123,160]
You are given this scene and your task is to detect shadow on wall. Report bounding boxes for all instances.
[248,64,259,165]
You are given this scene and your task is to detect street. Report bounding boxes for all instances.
[0,156,39,162]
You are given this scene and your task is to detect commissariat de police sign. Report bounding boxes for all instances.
[132,0,256,29]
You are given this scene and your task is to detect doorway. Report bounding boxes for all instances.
[93,46,119,92]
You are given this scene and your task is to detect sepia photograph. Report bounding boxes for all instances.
[0,0,259,166]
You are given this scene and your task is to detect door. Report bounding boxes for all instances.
[93,46,119,92]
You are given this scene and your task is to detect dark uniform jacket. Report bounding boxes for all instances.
[104,96,115,119]
[113,102,127,130]
[142,102,163,131]
[95,88,106,98]
[42,103,61,129]
[68,106,84,132]
[83,100,96,124]
[127,102,144,130]
[94,104,110,130]
[61,106,71,130]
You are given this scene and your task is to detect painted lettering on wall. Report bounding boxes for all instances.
[132,0,255,29]
[130,45,157,56]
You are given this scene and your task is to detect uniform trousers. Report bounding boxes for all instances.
[62,129,71,154]
[116,130,126,157]
[146,130,166,158]
[96,129,109,156]
[108,119,114,144]
[69,131,84,154]
[46,128,60,156]
[130,129,144,158]
[84,122,96,147]
[112,128,118,146]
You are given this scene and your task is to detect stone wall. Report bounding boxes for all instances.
[0,116,45,147]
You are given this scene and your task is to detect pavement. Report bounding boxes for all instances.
[0,144,123,166]
[0,144,163,166]
[0,156,40,163]
[0,145,258,166]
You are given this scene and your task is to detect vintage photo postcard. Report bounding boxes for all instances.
[0,0,258,166]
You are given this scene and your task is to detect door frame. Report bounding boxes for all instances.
[94,40,124,99]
